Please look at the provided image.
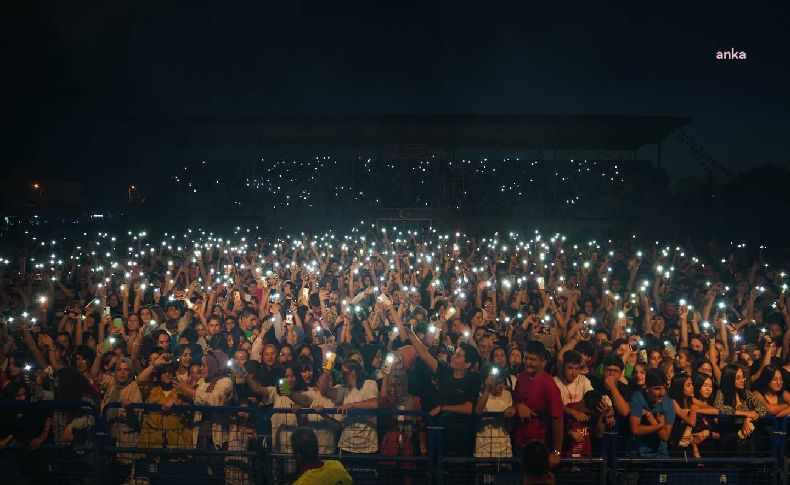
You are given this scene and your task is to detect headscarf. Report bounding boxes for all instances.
[105,357,136,406]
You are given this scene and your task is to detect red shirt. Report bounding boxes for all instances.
[513,370,563,446]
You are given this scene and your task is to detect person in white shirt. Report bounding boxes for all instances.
[318,360,379,453]
[474,366,517,458]
[553,350,594,419]
[175,350,233,449]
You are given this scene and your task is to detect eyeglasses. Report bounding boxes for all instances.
[604,368,622,375]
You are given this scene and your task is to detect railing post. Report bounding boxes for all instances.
[603,430,618,485]
[427,414,443,485]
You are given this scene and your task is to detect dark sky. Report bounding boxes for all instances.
[3,0,788,179]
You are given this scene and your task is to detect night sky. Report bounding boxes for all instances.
[3,1,788,180]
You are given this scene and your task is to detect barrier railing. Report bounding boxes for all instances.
[265,407,434,485]
[0,399,100,484]
[100,401,265,484]
[2,400,790,484]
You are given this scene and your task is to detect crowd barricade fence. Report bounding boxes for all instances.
[2,400,790,483]
[609,414,787,485]
[264,407,434,485]
[0,399,101,484]
[99,401,265,484]
[433,412,607,485]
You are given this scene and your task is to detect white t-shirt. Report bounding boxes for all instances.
[474,390,513,458]
[553,374,593,405]
[265,391,297,453]
[303,387,339,455]
[333,380,379,453]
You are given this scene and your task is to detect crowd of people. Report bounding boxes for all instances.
[1,224,789,482]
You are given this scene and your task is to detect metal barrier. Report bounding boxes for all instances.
[614,457,778,485]
[433,412,607,485]
[100,402,265,484]
[0,399,100,484]
[1,400,790,484]
[265,407,434,485]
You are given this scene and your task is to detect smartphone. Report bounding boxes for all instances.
[98,340,112,354]
[234,291,241,301]
[323,351,336,372]
[301,287,309,300]
[103,306,111,318]
[278,378,291,396]
[629,342,639,353]
[154,288,161,299]
[537,277,545,290]
[285,314,293,325]
[113,318,124,329]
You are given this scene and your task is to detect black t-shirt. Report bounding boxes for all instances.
[254,364,284,387]
[435,362,481,406]
[434,362,481,456]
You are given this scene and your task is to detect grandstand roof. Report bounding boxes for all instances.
[125,113,691,151]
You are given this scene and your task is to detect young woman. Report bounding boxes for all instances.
[475,367,516,458]
[714,364,768,452]
[629,362,647,395]
[507,346,524,391]
[136,357,192,450]
[752,365,790,418]
[175,350,234,450]
[289,356,339,455]
[173,344,194,384]
[647,350,663,370]
[318,359,379,454]
[378,371,427,485]
[668,374,696,456]
[691,373,720,455]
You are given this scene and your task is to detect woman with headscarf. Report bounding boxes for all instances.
[175,349,233,449]
[94,345,143,465]
[136,354,193,452]
[377,370,427,484]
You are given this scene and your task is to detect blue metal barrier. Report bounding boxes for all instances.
[266,407,433,484]
[1,400,788,484]
[0,399,101,484]
[100,401,265,484]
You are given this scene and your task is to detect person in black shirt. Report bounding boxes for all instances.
[397,311,481,456]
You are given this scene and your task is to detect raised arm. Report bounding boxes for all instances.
[397,308,438,374]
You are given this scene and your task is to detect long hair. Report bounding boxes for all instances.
[692,373,715,405]
[295,356,318,386]
[342,360,367,389]
[54,367,95,402]
[281,362,307,392]
[753,364,781,395]
[720,364,747,409]
[71,344,96,369]
[669,374,692,408]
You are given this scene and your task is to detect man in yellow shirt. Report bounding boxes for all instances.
[291,427,352,485]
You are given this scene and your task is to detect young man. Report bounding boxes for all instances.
[401,312,481,456]
[629,368,675,457]
[554,350,594,418]
[514,341,564,466]
[290,427,351,485]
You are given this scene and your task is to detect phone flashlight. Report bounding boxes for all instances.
[490,367,499,376]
